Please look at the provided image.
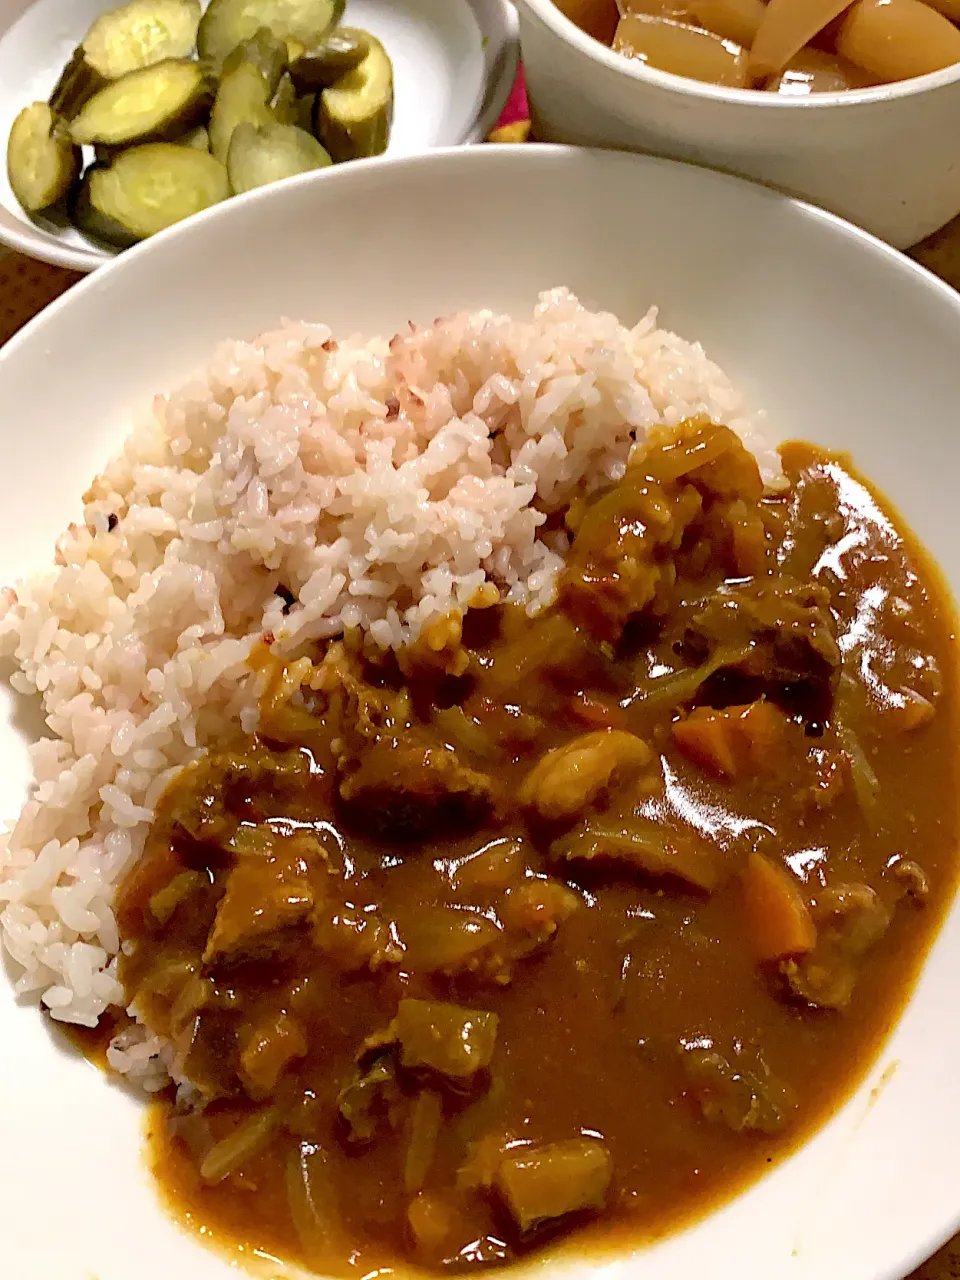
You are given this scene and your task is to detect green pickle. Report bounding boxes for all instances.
[288,26,371,92]
[49,47,107,121]
[83,0,201,79]
[226,120,331,194]
[222,26,289,94]
[74,142,228,246]
[317,32,393,162]
[70,59,214,147]
[197,0,345,70]
[6,103,81,213]
[271,72,300,125]
[209,59,275,162]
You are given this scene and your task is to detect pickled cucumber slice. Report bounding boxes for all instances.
[83,0,202,80]
[222,26,289,94]
[7,103,81,213]
[271,72,298,124]
[49,46,107,121]
[70,59,213,147]
[317,33,393,162]
[209,59,274,162]
[295,90,316,133]
[288,27,370,92]
[74,143,228,246]
[197,0,345,70]
[226,120,330,193]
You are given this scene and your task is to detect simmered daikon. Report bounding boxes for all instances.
[748,0,855,80]
[614,14,748,87]
[555,0,960,91]
[836,0,960,81]
[688,0,765,49]
[767,46,876,91]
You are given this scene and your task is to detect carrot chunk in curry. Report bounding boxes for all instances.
[108,423,959,1275]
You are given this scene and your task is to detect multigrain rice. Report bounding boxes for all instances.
[0,287,779,1049]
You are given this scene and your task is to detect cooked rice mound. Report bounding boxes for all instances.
[0,288,777,1034]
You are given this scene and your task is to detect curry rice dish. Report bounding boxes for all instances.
[1,289,957,1275]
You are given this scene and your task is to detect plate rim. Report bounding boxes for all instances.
[6,142,960,356]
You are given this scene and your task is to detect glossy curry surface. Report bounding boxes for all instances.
[105,423,960,1274]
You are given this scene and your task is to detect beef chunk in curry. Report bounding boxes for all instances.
[110,421,960,1277]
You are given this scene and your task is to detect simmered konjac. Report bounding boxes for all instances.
[114,420,959,1274]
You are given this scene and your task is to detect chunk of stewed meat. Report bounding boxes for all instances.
[203,840,315,964]
[240,1010,308,1098]
[684,577,840,721]
[169,746,319,848]
[781,882,891,1010]
[338,730,498,839]
[681,1044,791,1134]
[495,1138,613,1233]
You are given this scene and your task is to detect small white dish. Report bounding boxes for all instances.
[516,0,960,250]
[0,0,518,271]
[1,145,960,1280]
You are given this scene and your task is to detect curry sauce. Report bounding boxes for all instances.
[105,423,960,1274]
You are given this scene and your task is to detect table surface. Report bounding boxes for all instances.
[3,130,960,1280]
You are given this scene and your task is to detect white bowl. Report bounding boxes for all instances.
[2,145,960,1280]
[0,0,518,271]
[516,0,960,250]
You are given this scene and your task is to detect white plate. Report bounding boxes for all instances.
[2,146,960,1280]
[0,0,518,271]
